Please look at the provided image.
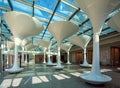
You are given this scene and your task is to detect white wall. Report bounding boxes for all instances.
[70,52,76,64]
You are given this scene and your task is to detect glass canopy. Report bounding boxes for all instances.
[0,0,119,49]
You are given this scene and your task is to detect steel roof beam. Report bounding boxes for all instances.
[79,19,89,27]
[41,0,61,39]
[7,0,13,11]
[3,24,12,35]
[32,0,35,17]
[77,27,92,35]
[68,8,80,21]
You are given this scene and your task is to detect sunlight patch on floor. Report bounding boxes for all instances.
[58,74,70,79]
[39,76,49,82]
[32,76,42,84]
[101,69,112,72]
[53,75,66,80]
[70,72,80,77]
[0,79,12,88]
[12,78,22,87]
[83,71,90,73]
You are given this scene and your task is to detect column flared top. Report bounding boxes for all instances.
[69,34,91,49]
[61,43,72,52]
[108,12,120,32]
[7,41,14,49]
[48,21,78,45]
[4,11,44,40]
[75,0,120,34]
[25,43,37,50]
[21,39,31,47]
[36,39,51,48]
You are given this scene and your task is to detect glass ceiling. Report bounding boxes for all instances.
[0,0,119,49]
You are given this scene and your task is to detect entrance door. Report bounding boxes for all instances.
[76,52,83,64]
[110,47,120,66]
[35,55,44,64]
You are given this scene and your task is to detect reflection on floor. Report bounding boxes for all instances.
[0,59,120,88]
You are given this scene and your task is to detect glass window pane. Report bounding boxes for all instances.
[11,1,32,15]
[0,0,9,8]
[72,11,88,23]
[34,8,52,20]
[33,0,58,11]
[56,2,76,18]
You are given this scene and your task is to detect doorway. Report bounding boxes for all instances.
[110,47,120,66]
[76,52,83,64]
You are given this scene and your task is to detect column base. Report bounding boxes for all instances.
[54,65,64,70]
[43,61,46,64]
[80,73,112,84]
[117,67,120,70]
[5,67,24,73]
[80,64,92,68]
[47,63,56,66]
[66,62,71,65]
[21,63,28,66]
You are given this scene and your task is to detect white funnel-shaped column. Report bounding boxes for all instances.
[47,48,52,65]
[6,41,14,67]
[108,12,120,32]
[12,38,22,70]
[75,0,120,84]
[25,43,37,63]
[21,39,31,66]
[6,38,23,73]
[61,43,72,65]
[7,49,10,66]
[69,34,91,67]
[47,42,54,65]
[4,11,44,73]
[56,45,62,68]
[48,21,78,69]
[108,12,120,70]
[36,39,51,64]
[21,46,24,63]
[43,47,47,63]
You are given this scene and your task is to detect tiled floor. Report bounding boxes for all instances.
[0,60,120,88]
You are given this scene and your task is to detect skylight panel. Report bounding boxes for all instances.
[84,30,93,36]
[34,0,58,11]
[12,0,32,15]
[85,21,92,27]
[72,12,88,24]
[56,2,76,17]
[0,0,9,8]
[34,8,51,20]
[52,15,65,22]
[100,28,115,36]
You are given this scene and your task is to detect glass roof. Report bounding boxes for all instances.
[0,0,119,49]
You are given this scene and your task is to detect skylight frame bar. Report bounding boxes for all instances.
[41,0,61,39]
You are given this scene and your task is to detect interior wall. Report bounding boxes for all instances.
[87,49,93,64]
[35,55,44,64]
[100,45,111,65]
[70,52,76,64]
[69,33,120,66]
[110,47,120,66]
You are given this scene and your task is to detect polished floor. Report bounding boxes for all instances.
[0,60,120,88]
